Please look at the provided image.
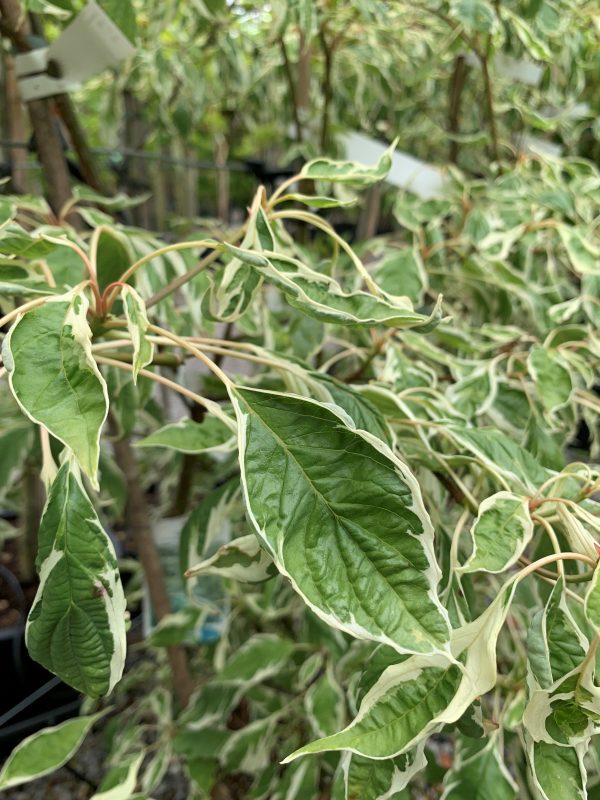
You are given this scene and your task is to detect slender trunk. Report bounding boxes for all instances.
[184,145,198,222]
[357,183,382,241]
[123,90,151,226]
[151,156,167,231]
[2,51,28,193]
[215,135,229,223]
[479,54,500,164]
[318,26,334,153]
[448,55,468,164]
[0,0,73,215]
[54,94,108,193]
[279,36,303,143]
[110,416,193,708]
[297,30,311,116]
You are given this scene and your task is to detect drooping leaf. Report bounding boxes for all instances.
[441,735,517,800]
[185,533,275,583]
[218,633,295,684]
[26,461,127,697]
[308,372,393,444]
[460,491,533,574]
[300,139,397,185]
[0,712,105,790]
[527,740,587,800]
[233,387,450,656]
[3,287,108,486]
[343,743,428,800]
[528,345,572,414]
[557,225,599,275]
[121,285,153,382]
[179,480,241,595]
[233,248,443,331]
[447,425,550,493]
[278,193,357,209]
[91,752,145,800]
[136,415,235,454]
[305,663,345,738]
[372,246,427,306]
[584,563,600,632]
[286,582,515,760]
[527,578,586,689]
[92,226,132,294]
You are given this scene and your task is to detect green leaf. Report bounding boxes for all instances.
[305,663,345,738]
[459,491,533,574]
[97,0,138,41]
[0,224,58,257]
[442,735,517,799]
[240,248,442,331]
[3,287,108,486]
[220,715,278,773]
[308,372,393,445]
[136,415,235,454]
[90,752,145,800]
[343,744,428,800]
[372,246,427,306]
[449,366,496,419]
[218,633,295,684]
[464,208,492,244]
[450,0,495,31]
[0,278,59,297]
[301,139,397,185]
[528,346,572,414]
[557,225,599,275]
[149,608,203,647]
[92,227,132,294]
[527,579,586,689]
[185,533,275,583]
[233,387,450,656]
[584,563,600,632]
[0,712,105,790]
[286,583,515,761]
[91,752,145,800]
[0,425,33,501]
[26,461,127,696]
[73,186,150,211]
[180,480,240,590]
[121,285,153,382]
[278,193,357,209]
[447,425,550,493]
[528,740,587,800]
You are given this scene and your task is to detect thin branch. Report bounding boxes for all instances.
[279,36,303,143]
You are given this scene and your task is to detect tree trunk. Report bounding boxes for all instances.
[122,89,151,227]
[215,135,229,224]
[0,0,73,215]
[357,183,382,241]
[1,51,28,193]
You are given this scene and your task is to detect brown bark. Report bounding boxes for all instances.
[122,90,151,226]
[2,51,28,193]
[110,416,193,708]
[448,55,468,164]
[297,30,311,115]
[0,0,73,215]
[54,94,108,193]
[356,183,382,241]
[215,135,229,223]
